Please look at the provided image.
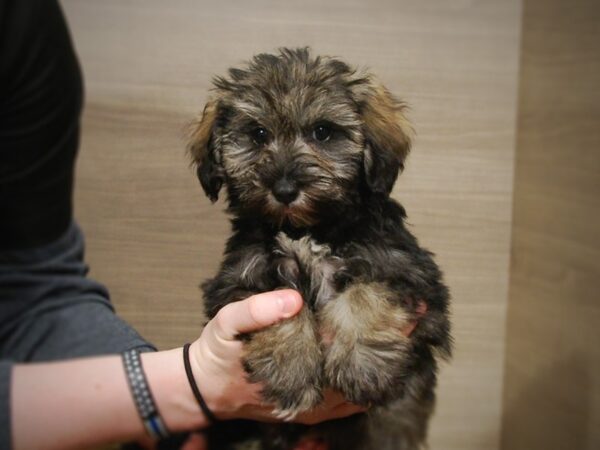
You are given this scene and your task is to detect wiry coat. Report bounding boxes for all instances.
[189,48,451,450]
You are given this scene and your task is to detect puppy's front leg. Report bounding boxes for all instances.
[243,304,323,420]
[319,282,412,406]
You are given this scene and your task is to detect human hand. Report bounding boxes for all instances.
[158,389,361,450]
[171,292,425,450]
[173,389,360,450]
[188,290,366,424]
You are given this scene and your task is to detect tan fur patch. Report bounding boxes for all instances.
[321,282,410,342]
[319,282,413,405]
[361,81,414,171]
[188,99,218,164]
[243,306,323,419]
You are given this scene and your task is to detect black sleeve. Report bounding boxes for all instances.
[0,0,83,250]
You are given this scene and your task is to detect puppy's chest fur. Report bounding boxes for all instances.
[202,201,450,450]
[204,200,432,323]
[273,233,346,310]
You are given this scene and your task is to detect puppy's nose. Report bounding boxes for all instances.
[272,178,299,205]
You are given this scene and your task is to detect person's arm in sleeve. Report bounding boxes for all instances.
[10,290,365,450]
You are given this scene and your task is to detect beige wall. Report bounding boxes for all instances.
[501,0,600,449]
[62,1,521,449]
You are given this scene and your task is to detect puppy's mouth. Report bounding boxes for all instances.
[266,191,319,228]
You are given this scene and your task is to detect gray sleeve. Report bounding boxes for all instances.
[0,301,155,450]
[0,222,157,448]
[3,299,156,362]
[0,361,12,450]
[0,222,156,362]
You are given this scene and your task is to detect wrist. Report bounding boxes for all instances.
[187,340,228,419]
[141,348,211,432]
[187,338,251,421]
[183,343,220,424]
[186,326,269,422]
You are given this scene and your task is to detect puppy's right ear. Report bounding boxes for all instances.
[189,100,223,202]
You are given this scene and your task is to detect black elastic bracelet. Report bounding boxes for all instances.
[183,343,218,423]
[122,349,170,439]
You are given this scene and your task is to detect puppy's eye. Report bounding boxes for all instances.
[313,124,332,142]
[250,127,270,146]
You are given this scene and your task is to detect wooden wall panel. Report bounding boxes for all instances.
[61,1,521,448]
[501,0,600,448]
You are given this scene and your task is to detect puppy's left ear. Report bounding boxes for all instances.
[359,83,413,197]
[189,100,224,202]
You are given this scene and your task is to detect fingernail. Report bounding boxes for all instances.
[277,292,299,317]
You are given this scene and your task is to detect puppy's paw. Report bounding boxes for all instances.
[243,308,323,419]
[323,337,409,406]
[274,232,344,307]
[319,282,412,405]
[270,384,323,421]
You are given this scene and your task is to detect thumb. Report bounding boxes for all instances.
[213,290,303,339]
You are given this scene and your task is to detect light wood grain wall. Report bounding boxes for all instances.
[62,1,521,449]
[501,0,600,449]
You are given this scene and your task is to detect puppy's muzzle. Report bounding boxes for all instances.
[272,177,299,205]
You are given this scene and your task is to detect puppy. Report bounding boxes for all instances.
[189,48,451,450]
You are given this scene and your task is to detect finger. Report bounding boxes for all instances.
[402,320,418,337]
[293,437,329,450]
[402,299,428,337]
[319,389,348,407]
[135,436,156,450]
[297,401,366,425]
[415,299,427,316]
[181,432,207,450]
[214,290,303,339]
[295,389,366,425]
[321,402,366,421]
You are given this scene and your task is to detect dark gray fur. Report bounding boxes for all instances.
[189,48,451,450]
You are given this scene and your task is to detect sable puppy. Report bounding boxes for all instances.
[189,48,451,450]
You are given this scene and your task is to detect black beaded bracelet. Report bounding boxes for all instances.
[122,349,170,439]
[183,343,218,423]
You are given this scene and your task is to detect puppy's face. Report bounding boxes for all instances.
[190,48,412,228]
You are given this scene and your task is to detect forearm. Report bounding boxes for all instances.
[11,349,208,450]
[9,291,365,449]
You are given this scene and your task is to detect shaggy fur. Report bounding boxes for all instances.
[189,48,451,450]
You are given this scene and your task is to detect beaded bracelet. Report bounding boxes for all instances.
[122,349,170,439]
